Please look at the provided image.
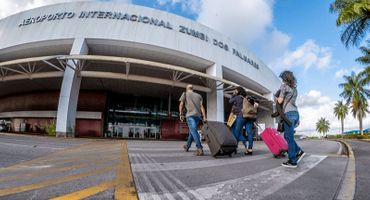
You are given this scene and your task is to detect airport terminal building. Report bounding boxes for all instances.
[0,2,281,139]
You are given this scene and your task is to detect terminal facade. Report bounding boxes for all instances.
[0,2,280,139]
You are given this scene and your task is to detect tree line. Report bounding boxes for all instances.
[316,0,369,137]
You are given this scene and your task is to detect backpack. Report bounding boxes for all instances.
[242,97,257,119]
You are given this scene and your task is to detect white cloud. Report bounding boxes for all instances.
[197,0,274,45]
[154,0,292,63]
[0,0,131,19]
[270,40,333,71]
[296,90,370,137]
[155,0,278,47]
[334,66,363,78]
[259,29,291,63]
[297,90,331,108]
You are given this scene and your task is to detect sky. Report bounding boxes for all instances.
[0,0,369,136]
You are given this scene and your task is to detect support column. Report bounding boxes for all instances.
[206,64,224,122]
[168,92,172,116]
[56,38,88,137]
[257,110,275,128]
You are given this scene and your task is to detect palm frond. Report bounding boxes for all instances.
[340,16,369,48]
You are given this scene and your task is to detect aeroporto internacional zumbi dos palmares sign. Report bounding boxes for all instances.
[18,10,259,69]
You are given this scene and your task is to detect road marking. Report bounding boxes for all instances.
[130,152,195,158]
[132,154,162,200]
[0,157,118,183]
[143,154,205,200]
[195,155,327,200]
[140,154,189,200]
[0,165,115,197]
[135,153,204,200]
[132,153,272,172]
[50,180,116,200]
[139,153,175,200]
[114,141,138,200]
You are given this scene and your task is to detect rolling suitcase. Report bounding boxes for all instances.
[259,127,288,158]
[202,121,237,157]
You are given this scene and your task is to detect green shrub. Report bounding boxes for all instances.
[45,121,56,136]
[306,136,319,139]
[342,134,370,139]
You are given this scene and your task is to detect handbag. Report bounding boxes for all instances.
[277,88,295,132]
[242,96,257,120]
[226,113,237,127]
[277,120,284,132]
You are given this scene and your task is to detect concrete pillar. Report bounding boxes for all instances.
[168,92,172,115]
[257,110,275,128]
[206,64,224,122]
[56,38,88,137]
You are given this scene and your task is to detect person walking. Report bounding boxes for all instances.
[229,87,258,155]
[179,85,207,156]
[277,70,305,168]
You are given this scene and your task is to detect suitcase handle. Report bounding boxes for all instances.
[254,122,262,130]
[202,121,209,130]
[254,122,264,136]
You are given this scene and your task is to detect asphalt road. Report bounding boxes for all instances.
[0,133,347,200]
[345,140,370,200]
[0,133,136,200]
[0,133,86,168]
[129,139,347,200]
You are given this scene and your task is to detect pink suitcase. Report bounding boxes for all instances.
[260,128,288,158]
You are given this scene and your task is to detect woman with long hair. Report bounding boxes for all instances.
[229,87,256,155]
[277,70,305,168]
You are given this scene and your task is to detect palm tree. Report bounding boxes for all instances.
[333,101,349,134]
[316,117,331,138]
[357,41,370,84]
[359,66,370,84]
[339,72,370,135]
[330,0,370,47]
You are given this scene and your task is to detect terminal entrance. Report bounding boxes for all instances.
[102,87,207,140]
[105,93,177,139]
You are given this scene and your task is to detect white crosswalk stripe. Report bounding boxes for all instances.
[131,153,272,172]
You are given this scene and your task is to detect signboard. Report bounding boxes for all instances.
[18,10,259,69]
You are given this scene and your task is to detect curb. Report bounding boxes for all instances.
[334,140,356,200]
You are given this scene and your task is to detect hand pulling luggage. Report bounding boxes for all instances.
[202,121,237,157]
[256,124,288,158]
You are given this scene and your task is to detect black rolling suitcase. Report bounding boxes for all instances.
[202,121,237,157]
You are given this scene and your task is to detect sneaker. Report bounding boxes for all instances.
[194,149,204,156]
[296,150,306,164]
[244,149,253,155]
[281,160,297,168]
[183,144,189,152]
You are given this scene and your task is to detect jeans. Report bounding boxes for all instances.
[283,111,301,164]
[186,116,203,149]
[245,119,254,149]
[232,116,247,148]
